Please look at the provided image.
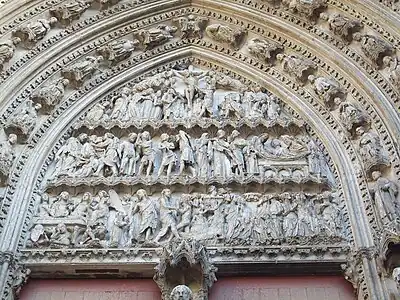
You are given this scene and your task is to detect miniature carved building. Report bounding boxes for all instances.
[0,1,399,300]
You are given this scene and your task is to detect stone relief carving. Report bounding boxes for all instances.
[49,0,91,26]
[308,75,346,109]
[48,130,335,186]
[28,189,347,249]
[282,0,327,19]
[6,264,31,300]
[370,171,399,231]
[0,134,17,183]
[383,56,400,91]
[95,0,121,10]
[173,15,208,39]
[338,101,370,134]
[247,38,283,65]
[77,66,302,129]
[0,38,21,70]
[136,25,177,50]
[154,239,217,300]
[96,39,139,65]
[31,78,70,111]
[393,267,400,292]
[5,100,41,140]
[61,55,103,87]
[205,24,246,49]
[320,13,362,43]
[277,53,317,85]
[356,128,390,173]
[353,33,394,68]
[12,18,57,49]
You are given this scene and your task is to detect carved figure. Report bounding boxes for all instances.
[109,211,128,247]
[50,191,71,218]
[277,53,317,84]
[49,0,91,25]
[97,0,121,9]
[356,128,389,171]
[170,285,193,300]
[320,13,362,43]
[0,38,20,70]
[353,33,394,67]
[9,265,31,300]
[97,39,139,64]
[110,87,131,120]
[137,25,177,49]
[228,130,247,177]
[118,133,139,176]
[393,268,400,292]
[205,24,246,49]
[158,133,177,179]
[94,133,120,177]
[0,134,17,181]
[196,133,211,179]
[173,15,208,39]
[6,99,41,138]
[282,0,327,18]
[282,193,298,238]
[32,78,69,109]
[50,223,71,247]
[154,189,181,243]
[12,18,57,49]
[176,130,196,177]
[371,171,399,227]
[85,101,110,125]
[383,56,400,91]
[308,75,346,109]
[29,224,49,247]
[338,102,369,133]
[137,131,156,176]
[247,38,283,64]
[132,189,158,241]
[62,55,103,87]
[209,130,233,180]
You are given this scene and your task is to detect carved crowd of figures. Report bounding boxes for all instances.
[50,130,334,184]
[29,188,347,248]
[81,67,297,127]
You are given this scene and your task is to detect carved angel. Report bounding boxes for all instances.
[136,25,177,49]
[383,56,400,91]
[308,75,346,109]
[277,53,317,85]
[97,39,139,64]
[0,38,20,70]
[12,18,57,49]
[205,24,246,49]
[173,15,208,39]
[62,55,103,87]
[353,33,394,67]
[247,38,283,64]
[0,134,17,181]
[49,0,91,26]
[320,13,362,43]
[6,99,41,137]
[32,78,69,109]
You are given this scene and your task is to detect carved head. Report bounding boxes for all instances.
[49,17,58,26]
[230,130,240,138]
[170,285,193,300]
[136,189,148,200]
[121,87,131,96]
[82,192,92,201]
[59,191,70,201]
[78,133,88,142]
[383,56,393,67]
[216,129,226,138]
[56,223,67,233]
[141,131,150,140]
[162,188,172,198]
[8,134,17,145]
[41,193,49,203]
[128,132,138,142]
[371,171,382,181]
[160,133,170,142]
[355,126,365,137]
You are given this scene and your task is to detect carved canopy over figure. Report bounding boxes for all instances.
[247,38,283,64]
[320,13,362,43]
[12,18,57,49]
[277,53,317,84]
[6,99,41,138]
[173,15,208,39]
[97,39,139,64]
[0,37,21,70]
[0,134,17,182]
[353,33,394,67]
[137,24,177,49]
[49,0,91,25]
[205,24,246,49]
[32,78,70,109]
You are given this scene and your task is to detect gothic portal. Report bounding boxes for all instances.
[0,0,400,299]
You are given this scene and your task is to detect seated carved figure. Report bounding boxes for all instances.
[6,99,41,139]
[320,13,362,43]
[205,24,246,49]
[12,17,57,49]
[353,33,394,67]
[32,78,70,109]
[277,53,316,85]
[62,56,103,87]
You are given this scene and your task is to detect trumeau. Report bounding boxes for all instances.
[0,0,399,300]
